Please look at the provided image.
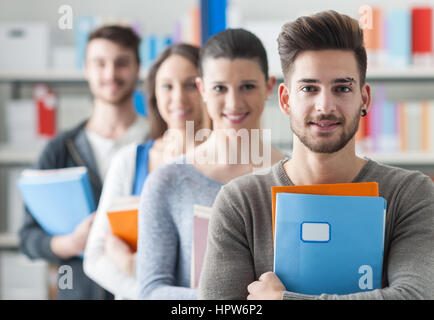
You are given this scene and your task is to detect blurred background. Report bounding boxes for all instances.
[0,0,433,299]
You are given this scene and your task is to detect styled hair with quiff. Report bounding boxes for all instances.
[277,10,367,85]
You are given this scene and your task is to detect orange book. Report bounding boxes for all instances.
[271,182,379,242]
[363,7,382,51]
[106,196,140,252]
[190,4,201,46]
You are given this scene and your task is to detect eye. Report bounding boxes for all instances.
[185,82,197,89]
[161,84,172,90]
[301,86,317,93]
[335,86,351,93]
[241,83,256,90]
[213,85,226,93]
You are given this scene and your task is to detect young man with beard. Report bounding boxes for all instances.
[198,11,434,300]
[19,25,148,299]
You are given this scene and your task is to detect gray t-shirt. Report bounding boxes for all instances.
[198,158,434,300]
[137,155,223,299]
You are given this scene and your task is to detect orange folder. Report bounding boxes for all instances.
[271,182,379,241]
[106,197,139,252]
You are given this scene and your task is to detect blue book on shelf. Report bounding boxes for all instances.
[200,0,227,44]
[274,193,386,295]
[386,9,411,67]
[17,167,95,236]
[75,16,96,69]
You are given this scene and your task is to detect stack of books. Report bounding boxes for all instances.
[272,182,386,295]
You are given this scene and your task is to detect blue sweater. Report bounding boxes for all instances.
[137,155,223,299]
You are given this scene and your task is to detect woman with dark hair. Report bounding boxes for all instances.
[136,28,285,299]
[84,43,208,299]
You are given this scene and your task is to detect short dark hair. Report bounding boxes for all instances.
[199,28,269,80]
[87,25,141,64]
[278,10,367,85]
[145,43,200,139]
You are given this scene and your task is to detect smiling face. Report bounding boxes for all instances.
[279,50,371,154]
[85,39,139,105]
[154,54,203,130]
[197,58,275,131]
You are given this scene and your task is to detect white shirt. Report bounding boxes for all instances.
[85,116,148,181]
[83,143,139,299]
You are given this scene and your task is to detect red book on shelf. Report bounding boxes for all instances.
[34,85,57,137]
[411,7,432,64]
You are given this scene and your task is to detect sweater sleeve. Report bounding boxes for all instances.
[282,175,434,300]
[198,185,256,300]
[137,166,197,300]
[18,140,62,263]
[83,145,138,299]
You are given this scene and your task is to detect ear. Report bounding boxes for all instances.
[278,82,291,116]
[361,82,372,114]
[266,76,277,97]
[195,77,206,101]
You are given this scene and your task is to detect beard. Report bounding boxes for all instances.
[290,105,361,154]
[97,78,136,105]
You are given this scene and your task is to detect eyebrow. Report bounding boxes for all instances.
[209,79,260,84]
[158,76,198,82]
[297,77,357,84]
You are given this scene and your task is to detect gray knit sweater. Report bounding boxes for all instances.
[198,158,434,300]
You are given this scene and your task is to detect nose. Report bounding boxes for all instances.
[172,85,186,105]
[103,62,116,80]
[314,90,336,114]
[225,89,243,112]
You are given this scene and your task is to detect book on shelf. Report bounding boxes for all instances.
[34,84,57,138]
[106,196,140,252]
[361,6,433,68]
[274,192,386,295]
[16,167,95,236]
[190,204,212,289]
[411,7,433,66]
[356,99,434,154]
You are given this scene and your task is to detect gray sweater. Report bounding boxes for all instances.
[137,156,223,299]
[198,158,434,300]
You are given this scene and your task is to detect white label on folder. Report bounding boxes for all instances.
[301,222,330,242]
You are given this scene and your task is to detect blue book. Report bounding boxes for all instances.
[74,16,96,69]
[200,0,227,44]
[386,9,411,67]
[274,193,386,295]
[17,167,95,236]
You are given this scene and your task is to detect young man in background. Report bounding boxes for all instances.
[19,25,148,299]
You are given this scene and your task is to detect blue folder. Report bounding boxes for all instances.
[17,167,95,236]
[274,193,386,295]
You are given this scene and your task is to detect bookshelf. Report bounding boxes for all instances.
[0,233,19,249]
[0,67,434,83]
[0,69,149,83]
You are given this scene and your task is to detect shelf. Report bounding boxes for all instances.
[0,146,40,165]
[0,69,148,82]
[269,66,434,81]
[0,233,19,249]
[360,152,434,165]
[0,67,433,83]
[366,67,434,81]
